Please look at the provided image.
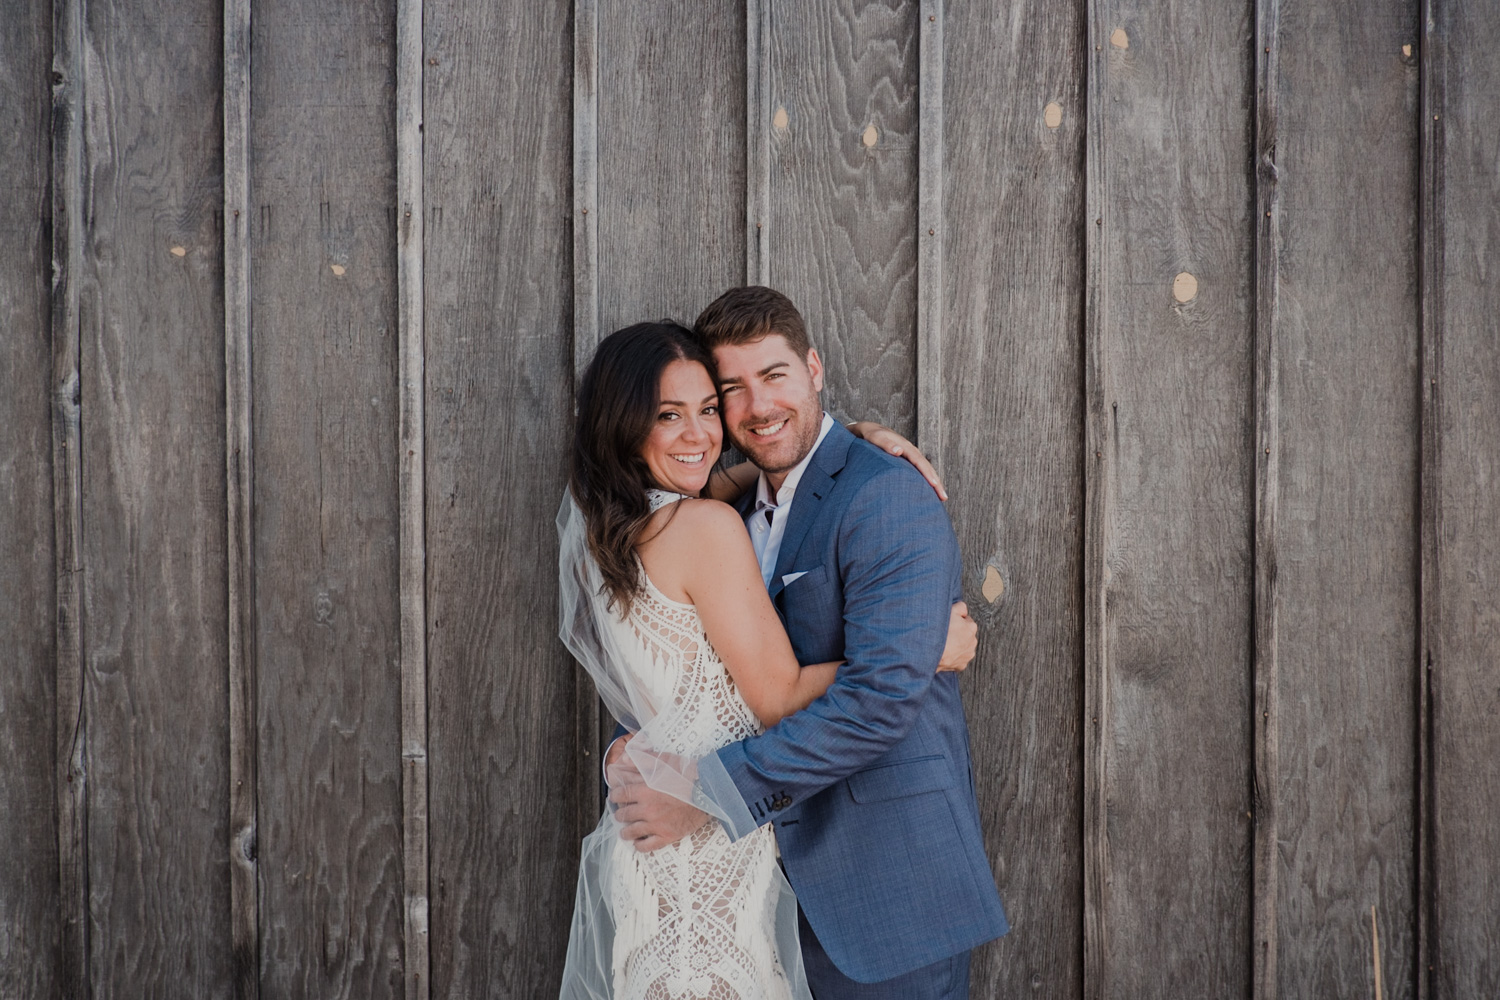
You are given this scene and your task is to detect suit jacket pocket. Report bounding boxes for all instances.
[846,754,955,804]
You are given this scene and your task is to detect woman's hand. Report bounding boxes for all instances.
[937,602,978,673]
[846,421,947,500]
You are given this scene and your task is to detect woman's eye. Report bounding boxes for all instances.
[703,405,719,416]
[658,411,678,421]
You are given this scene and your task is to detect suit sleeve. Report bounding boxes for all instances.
[703,465,960,839]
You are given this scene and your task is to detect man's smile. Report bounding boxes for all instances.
[749,418,789,438]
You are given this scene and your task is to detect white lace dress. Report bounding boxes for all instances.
[559,491,806,1000]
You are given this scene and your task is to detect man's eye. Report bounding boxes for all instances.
[766,373,784,381]
[720,385,740,395]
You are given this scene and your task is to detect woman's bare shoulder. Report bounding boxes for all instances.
[649,497,746,548]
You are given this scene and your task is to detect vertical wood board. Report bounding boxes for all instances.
[49,0,88,992]
[249,1,404,995]
[1091,0,1257,993]
[768,0,919,432]
[1434,0,1500,994]
[222,0,258,991]
[421,0,579,994]
[75,0,233,995]
[0,6,61,997]
[1272,1,1421,995]
[597,1,745,330]
[942,0,1086,994]
[395,0,430,995]
[1250,0,1282,994]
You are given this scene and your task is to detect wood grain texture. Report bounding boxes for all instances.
[1251,0,1281,994]
[1090,0,1257,994]
[0,5,61,997]
[942,0,1085,995]
[597,0,745,330]
[768,0,919,432]
[74,0,233,996]
[394,1,429,998]
[222,0,258,993]
[51,0,89,993]
[1414,0,1439,996]
[421,0,578,994]
[1433,0,1500,994]
[914,0,942,464]
[747,0,771,285]
[1272,2,1420,995]
[249,1,404,995]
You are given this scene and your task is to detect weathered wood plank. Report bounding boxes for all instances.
[1272,3,1421,996]
[395,0,429,996]
[747,0,771,285]
[249,1,404,995]
[1251,0,1281,994]
[50,0,88,993]
[74,0,233,995]
[222,0,257,993]
[1082,4,1110,994]
[1088,0,1257,995]
[597,0,744,329]
[914,0,942,465]
[767,0,919,431]
[1415,0,1440,996]
[942,0,1085,994]
[574,0,599,370]
[0,5,61,997]
[421,0,578,994]
[1433,0,1500,994]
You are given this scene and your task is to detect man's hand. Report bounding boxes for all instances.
[937,601,978,673]
[606,748,712,852]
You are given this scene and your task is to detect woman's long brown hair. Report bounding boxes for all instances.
[570,321,718,614]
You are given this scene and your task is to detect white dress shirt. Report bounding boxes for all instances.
[746,413,835,588]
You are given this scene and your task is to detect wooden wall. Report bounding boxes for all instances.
[1,0,1496,997]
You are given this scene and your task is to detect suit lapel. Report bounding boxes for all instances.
[768,422,854,599]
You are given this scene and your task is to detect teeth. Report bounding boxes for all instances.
[671,453,705,464]
[751,420,786,437]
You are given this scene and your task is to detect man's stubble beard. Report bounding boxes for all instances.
[732,398,823,476]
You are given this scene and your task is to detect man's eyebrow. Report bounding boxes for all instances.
[720,361,790,386]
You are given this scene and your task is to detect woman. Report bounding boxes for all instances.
[557,321,970,1000]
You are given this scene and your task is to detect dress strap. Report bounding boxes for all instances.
[646,488,692,513]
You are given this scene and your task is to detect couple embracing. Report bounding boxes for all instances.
[558,286,1008,999]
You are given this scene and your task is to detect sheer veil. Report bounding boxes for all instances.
[555,492,808,1000]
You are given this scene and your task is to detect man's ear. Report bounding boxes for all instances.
[805,348,825,392]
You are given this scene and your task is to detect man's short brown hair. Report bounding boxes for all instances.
[694,286,812,357]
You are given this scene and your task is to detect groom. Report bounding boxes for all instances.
[610,286,1008,998]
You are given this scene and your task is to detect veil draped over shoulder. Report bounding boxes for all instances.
[555,493,808,1000]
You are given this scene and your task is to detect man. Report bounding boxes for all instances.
[610,286,1008,998]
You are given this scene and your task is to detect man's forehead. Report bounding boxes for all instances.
[713,333,805,371]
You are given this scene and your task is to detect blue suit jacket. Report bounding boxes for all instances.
[713,422,1008,983]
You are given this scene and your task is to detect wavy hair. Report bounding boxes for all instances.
[570,321,718,613]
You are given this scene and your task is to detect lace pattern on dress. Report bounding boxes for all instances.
[606,491,792,1000]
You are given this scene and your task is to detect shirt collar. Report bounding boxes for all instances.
[753,412,835,513]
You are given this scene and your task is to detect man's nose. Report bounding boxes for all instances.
[743,384,776,417]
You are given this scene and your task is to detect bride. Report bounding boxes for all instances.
[557,320,972,999]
